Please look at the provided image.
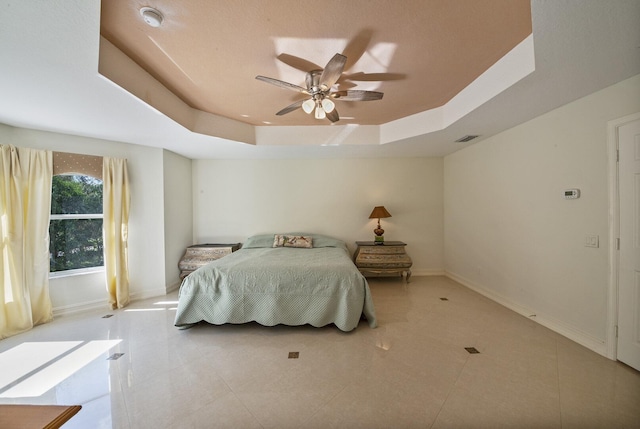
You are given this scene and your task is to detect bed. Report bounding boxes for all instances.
[174,233,377,332]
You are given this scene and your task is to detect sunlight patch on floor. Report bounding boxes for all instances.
[0,340,121,398]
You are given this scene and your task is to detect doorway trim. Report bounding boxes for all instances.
[606,112,640,360]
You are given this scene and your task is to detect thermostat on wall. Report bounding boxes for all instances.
[563,189,580,199]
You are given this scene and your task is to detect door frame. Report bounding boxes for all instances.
[606,112,640,360]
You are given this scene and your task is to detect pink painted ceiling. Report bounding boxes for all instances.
[100,0,531,127]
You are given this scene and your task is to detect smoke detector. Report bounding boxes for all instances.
[140,7,163,27]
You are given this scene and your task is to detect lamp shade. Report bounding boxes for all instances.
[369,206,391,219]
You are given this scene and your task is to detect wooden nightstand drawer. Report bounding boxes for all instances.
[179,243,241,279]
[358,245,407,255]
[354,241,412,281]
[356,253,413,268]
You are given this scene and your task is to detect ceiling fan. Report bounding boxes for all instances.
[255,53,383,123]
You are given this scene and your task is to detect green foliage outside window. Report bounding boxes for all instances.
[49,175,104,272]
[51,175,103,214]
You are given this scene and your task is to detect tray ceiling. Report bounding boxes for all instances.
[99,0,532,127]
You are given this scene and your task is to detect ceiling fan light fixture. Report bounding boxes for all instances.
[256,52,384,123]
[321,98,335,113]
[140,7,163,27]
[302,98,315,114]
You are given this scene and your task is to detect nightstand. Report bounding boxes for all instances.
[178,243,241,279]
[354,241,412,281]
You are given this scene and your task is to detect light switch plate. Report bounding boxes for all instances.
[585,234,599,248]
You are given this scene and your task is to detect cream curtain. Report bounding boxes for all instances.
[0,145,53,339]
[103,157,130,309]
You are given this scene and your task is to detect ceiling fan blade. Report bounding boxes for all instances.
[319,53,347,90]
[276,99,305,116]
[332,90,384,101]
[277,53,321,73]
[326,109,339,123]
[255,75,309,94]
[335,78,357,90]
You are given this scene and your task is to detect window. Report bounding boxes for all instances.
[49,174,104,273]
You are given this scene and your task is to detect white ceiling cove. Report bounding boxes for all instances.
[0,0,639,159]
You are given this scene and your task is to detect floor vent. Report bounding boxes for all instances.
[107,353,124,360]
[102,314,113,318]
[465,347,480,354]
[455,135,480,143]
[288,352,299,359]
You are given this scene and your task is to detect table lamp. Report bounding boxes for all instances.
[369,206,391,244]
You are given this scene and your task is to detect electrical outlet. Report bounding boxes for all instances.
[585,234,599,248]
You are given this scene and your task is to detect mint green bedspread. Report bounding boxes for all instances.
[174,234,377,332]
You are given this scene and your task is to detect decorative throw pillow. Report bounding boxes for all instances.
[273,234,313,248]
[273,234,285,247]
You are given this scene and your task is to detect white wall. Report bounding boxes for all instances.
[0,124,175,312]
[193,157,444,275]
[163,149,193,291]
[444,74,640,355]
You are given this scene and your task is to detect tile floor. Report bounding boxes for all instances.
[1,276,639,428]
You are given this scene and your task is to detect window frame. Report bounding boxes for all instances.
[49,174,105,277]
[48,265,104,279]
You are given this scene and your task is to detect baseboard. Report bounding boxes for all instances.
[165,281,181,294]
[52,299,110,318]
[411,269,446,276]
[54,288,169,317]
[129,288,168,302]
[445,271,608,358]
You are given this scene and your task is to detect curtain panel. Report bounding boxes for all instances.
[0,145,53,339]
[103,157,131,309]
